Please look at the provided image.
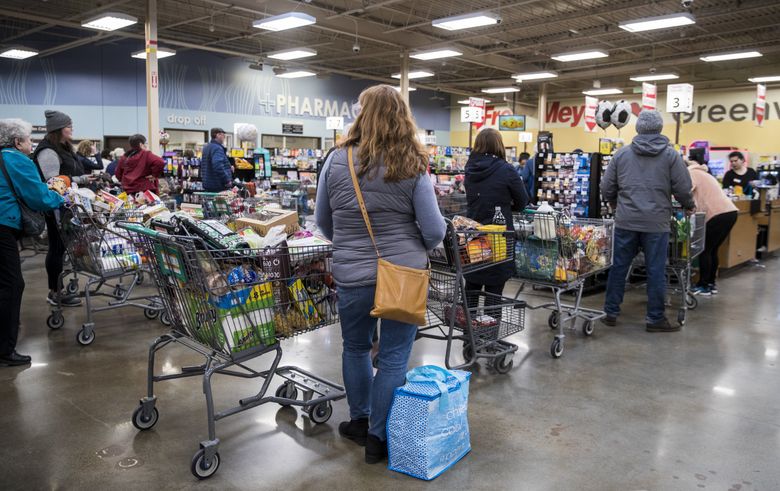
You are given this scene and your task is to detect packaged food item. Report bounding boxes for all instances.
[288,278,321,325]
[176,216,250,250]
[238,228,264,249]
[235,209,299,236]
[451,215,481,230]
[467,237,492,263]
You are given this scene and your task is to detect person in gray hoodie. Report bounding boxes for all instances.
[600,110,695,332]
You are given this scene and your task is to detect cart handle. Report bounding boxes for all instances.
[115,221,165,239]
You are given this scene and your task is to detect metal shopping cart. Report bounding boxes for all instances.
[46,204,165,345]
[436,191,468,218]
[418,218,526,374]
[512,209,615,358]
[117,221,344,479]
[629,211,706,326]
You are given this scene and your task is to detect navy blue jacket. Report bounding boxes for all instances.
[201,139,232,192]
[464,152,530,286]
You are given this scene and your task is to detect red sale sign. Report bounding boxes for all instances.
[756,84,766,126]
[642,83,657,110]
[583,96,598,132]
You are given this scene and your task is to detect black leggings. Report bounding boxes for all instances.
[45,212,66,291]
[0,226,24,355]
[698,211,738,286]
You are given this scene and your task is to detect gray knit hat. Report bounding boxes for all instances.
[635,110,663,134]
[45,110,72,133]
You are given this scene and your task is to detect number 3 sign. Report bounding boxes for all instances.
[666,83,694,113]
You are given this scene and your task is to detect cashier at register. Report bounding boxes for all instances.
[721,151,759,191]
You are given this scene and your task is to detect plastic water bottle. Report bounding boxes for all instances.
[492,206,506,226]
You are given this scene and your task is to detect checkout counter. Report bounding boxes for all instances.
[718,188,780,268]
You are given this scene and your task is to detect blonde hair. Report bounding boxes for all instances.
[339,84,427,182]
[76,140,94,157]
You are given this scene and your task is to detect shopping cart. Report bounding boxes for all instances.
[117,221,344,479]
[629,211,706,326]
[436,191,468,218]
[512,209,615,358]
[419,218,525,374]
[46,204,165,345]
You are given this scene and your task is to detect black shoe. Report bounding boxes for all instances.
[646,318,680,333]
[365,434,388,464]
[602,315,617,326]
[338,418,368,446]
[47,291,82,307]
[0,351,32,366]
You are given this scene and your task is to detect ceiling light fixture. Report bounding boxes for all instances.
[393,86,417,92]
[81,12,138,31]
[700,50,762,62]
[630,73,679,82]
[131,47,176,60]
[0,47,39,59]
[253,12,316,31]
[410,49,463,60]
[748,75,780,83]
[481,87,520,94]
[458,99,491,104]
[432,12,501,31]
[551,50,609,62]
[267,48,317,60]
[276,70,316,79]
[619,12,696,33]
[392,70,434,79]
[512,71,558,81]
[583,88,623,96]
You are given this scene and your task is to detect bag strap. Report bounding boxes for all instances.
[347,146,381,258]
[406,365,457,410]
[0,150,31,210]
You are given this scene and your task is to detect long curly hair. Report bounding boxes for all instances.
[339,84,427,182]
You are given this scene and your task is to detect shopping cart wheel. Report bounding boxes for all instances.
[548,311,559,330]
[582,321,594,337]
[47,313,64,330]
[686,293,698,310]
[191,448,220,479]
[275,382,298,406]
[550,338,564,358]
[462,344,475,363]
[492,353,514,374]
[143,308,160,320]
[160,312,172,327]
[131,405,159,430]
[113,285,126,298]
[76,327,95,346]
[135,272,145,286]
[66,279,79,295]
[308,401,333,424]
[677,309,686,326]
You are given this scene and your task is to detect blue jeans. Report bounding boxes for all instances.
[604,228,669,324]
[338,285,417,441]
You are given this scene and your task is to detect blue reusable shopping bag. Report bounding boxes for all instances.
[387,365,471,480]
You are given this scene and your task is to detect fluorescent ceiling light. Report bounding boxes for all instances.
[765,348,779,359]
[551,50,609,62]
[748,75,780,83]
[0,47,38,59]
[619,13,695,33]
[458,99,491,104]
[513,71,558,81]
[253,12,316,31]
[131,47,176,59]
[481,87,520,94]
[432,12,501,31]
[81,12,138,31]
[393,86,417,92]
[410,49,462,60]
[700,50,762,62]
[267,48,317,60]
[583,88,623,96]
[392,70,434,79]
[630,73,679,82]
[276,70,316,79]
[712,386,735,396]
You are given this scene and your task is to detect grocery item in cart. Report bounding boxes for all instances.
[533,201,556,240]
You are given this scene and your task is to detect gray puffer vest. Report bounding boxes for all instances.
[326,147,428,288]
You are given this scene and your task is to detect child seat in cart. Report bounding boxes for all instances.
[512,208,615,358]
[118,219,345,479]
[419,217,526,374]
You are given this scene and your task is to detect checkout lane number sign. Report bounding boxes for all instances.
[666,83,694,113]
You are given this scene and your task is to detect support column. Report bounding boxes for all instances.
[145,0,161,154]
[399,51,409,105]
[537,83,547,132]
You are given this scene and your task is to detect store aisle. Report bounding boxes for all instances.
[1,253,778,491]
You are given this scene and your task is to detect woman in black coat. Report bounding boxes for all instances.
[464,128,530,298]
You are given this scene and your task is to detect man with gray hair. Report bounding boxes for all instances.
[600,110,695,333]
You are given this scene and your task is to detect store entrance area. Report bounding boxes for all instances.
[5,252,778,489]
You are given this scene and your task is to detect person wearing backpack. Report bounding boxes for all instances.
[0,119,64,366]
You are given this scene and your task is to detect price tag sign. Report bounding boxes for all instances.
[518,131,533,143]
[468,97,485,107]
[326,117,344,130]
[666,83,694,113]
[461,106,484,123]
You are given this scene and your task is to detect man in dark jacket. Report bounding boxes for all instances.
[115,134,165,194]
[601,110,695,333]
[201,127,232,192]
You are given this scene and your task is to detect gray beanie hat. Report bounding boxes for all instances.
[635,110,664,134]
[45,110,72,133]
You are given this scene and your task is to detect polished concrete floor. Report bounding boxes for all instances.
[2,250,779,491]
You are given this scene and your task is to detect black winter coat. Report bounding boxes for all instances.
[464,152,530,286]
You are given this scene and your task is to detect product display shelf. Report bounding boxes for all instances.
[533,152,593,218]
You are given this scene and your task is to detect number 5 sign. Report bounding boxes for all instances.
[666,83,694,113]
[461,106,484,123]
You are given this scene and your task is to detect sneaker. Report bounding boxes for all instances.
[338,418,368,446]
[365,434,388,464]
[708,283,718,295]
[646,318,680,333]
[47,291,82,307]
[602,315,617,326]
[691,286,711,296]
[0,351,32,366]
